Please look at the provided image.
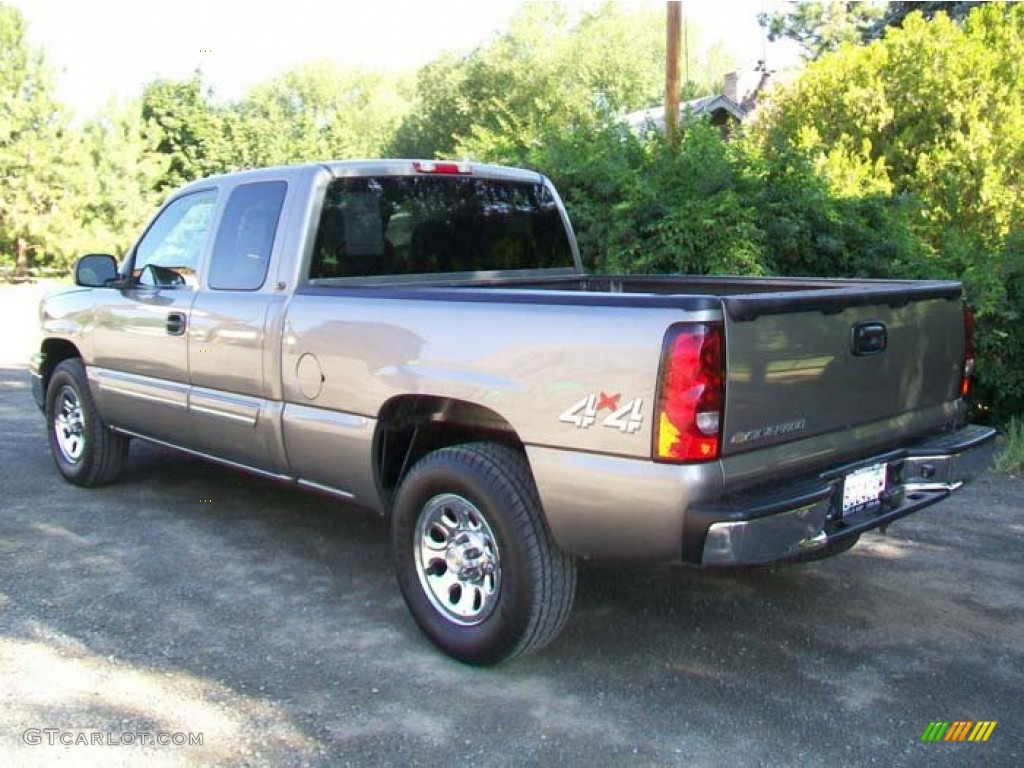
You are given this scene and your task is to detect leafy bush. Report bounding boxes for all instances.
[994,417,1024,474]
[608,125,768,276]
[533,117,930,285]
[531,122,768,276]
[523,122,646,273]
[750,143,931,279]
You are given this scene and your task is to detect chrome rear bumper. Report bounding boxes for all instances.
[694,424,997,567]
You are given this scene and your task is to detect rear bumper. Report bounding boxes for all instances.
[690,424,997,566]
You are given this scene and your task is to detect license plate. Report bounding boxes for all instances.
[842,463,887,515]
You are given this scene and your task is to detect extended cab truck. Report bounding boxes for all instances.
[32,160,996,665]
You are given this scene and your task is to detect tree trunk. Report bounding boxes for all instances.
[14,237,30,280]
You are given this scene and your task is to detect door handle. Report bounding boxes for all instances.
[166,312,187,336]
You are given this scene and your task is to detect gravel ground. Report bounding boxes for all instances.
[0,284,1021,767]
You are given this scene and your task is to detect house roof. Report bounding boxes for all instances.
[622,94,748,133]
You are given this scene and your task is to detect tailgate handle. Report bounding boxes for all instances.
[852,322,887,356]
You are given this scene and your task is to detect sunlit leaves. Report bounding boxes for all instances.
[390,2,734,165]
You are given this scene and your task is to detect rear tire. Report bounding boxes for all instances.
[391,442,576,665]
[45,358,129,486]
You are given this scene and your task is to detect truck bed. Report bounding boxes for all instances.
[299,271,966,468]
[305,272,962,320]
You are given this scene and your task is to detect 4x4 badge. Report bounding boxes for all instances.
[559,393,644,433]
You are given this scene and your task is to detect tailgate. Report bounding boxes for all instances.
[721,283,964,458]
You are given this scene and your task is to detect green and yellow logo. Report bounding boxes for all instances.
[921,721,997,742]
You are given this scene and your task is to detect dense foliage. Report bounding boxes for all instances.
[390,2,732,164]
[0,1,1020,422]
[762,1,985,58]
[762,1,886,59]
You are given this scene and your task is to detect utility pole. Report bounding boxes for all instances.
[665,1,681,147]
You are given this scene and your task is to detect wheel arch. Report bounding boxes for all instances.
[39,338,83,393]
[373,394,529,510]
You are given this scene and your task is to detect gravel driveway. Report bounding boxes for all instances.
[0,284,1021,766]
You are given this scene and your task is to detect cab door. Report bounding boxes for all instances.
[186,180,289,472]
[90,189,218,445]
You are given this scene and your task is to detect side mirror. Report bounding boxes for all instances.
[74,254,119,287]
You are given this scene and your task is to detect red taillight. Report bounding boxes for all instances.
[961,303,976,398]
[412,161,472,175]
[654,323,725,462]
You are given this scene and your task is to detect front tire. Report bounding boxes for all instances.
[45,358,129,486]
[391,442,576,665]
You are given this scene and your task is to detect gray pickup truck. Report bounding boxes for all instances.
[32,160,995,664]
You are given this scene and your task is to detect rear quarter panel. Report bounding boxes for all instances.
[281,294,716,457]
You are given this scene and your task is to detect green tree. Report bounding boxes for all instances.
[72,100,168,257]
[761,1,886,59]
[141,74,228,191]
[531,121,768,276]
[392,2,733,164]
[749,142,929,279]
[864,1,985,40]
[229,62,408,168]
[604,124,766,277]
[764,0,988,58]
[526,121,647,272]
[0,2,74,274]
[389,51,470,159]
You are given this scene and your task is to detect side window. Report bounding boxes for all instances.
[134,191,217,288]
[208,181,287,291]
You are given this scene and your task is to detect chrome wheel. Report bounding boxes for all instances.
[394,444,577,664]
[414,493,501,626]
[45,358,129,487]
[53,384,86,463]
